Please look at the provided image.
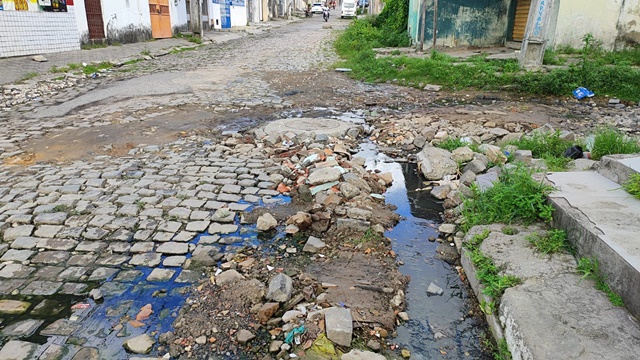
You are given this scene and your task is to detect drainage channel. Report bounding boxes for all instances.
[358,142,491,359]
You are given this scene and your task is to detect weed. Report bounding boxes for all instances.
[543,50,567,66]
[461,166,555,232]
[590,127,640,160]
[355,228,383,244]
[81,61,113,75]
[52,76,65,81]
[479,299,496,315]
[141,47,151,56]
[169,46,199,54]
[509,130,573,159]
[20,72,38,81]
[501,226,519,235]
[623,173,640,199]
[187,35,202,44]
[51,204,72,212]
[135,200,145,210]
[435,137,467,151]
[527,229,573,254]
[577,257,624,306]
[495,339,512,360]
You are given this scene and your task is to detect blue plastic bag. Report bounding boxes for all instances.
[573,87,595,100]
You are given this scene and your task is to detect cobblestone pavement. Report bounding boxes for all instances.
[0,16,356,359]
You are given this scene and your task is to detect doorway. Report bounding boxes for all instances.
[150,0,173,38]
[511,0,531,42]
[85,0,105,40]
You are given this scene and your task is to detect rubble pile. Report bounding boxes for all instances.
[160,131,408,359]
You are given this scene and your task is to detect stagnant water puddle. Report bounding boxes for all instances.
[358,142,491,359]
[0,196,290,359]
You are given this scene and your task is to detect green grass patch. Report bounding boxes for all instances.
[526,229,573,254]
[508,130,574,171]
[335,24,640,100]
[435,137,467,151]
[577,257,624,306]
[464,229,521,299]
[623,173,640,199]
[20,71,38,81]
[169,46,200,54]
[461,166,555,232]
[81,61,113,75]
[590,127,640,160]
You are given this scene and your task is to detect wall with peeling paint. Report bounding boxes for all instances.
[408,0,512,48]
[615,0,640,48]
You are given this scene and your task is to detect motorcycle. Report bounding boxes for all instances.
[323,8,330,22]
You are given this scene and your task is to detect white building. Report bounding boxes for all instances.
[0,0,190,58]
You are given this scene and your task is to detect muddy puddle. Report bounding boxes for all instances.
[358,142,491,359]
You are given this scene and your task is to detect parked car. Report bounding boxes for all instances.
[311,3,324,13]
[341,0,357,18]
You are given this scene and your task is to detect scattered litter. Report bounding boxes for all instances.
[573,87,594,99]
[562,145,584,159]
[285,325,306,344]
[335,68,352,72]
[71,303,90,310]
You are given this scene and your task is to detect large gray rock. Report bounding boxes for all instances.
[416,147,458,180]
[266,273,293,302]
[216,270,245,286]
[308,167,342,185]
[451,146,474,163]
[303,236,326,253]
[325,307,353,347]
[123,334,154,354]
[0,300,31,315]
[256,213,278,231]
[462,159,487,174]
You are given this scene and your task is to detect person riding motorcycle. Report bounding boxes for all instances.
[322,6,330,21]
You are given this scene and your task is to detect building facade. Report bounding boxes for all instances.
[0,0,189,58]
[408,0,640,51]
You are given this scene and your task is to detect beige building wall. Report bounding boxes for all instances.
[551,0,640,50]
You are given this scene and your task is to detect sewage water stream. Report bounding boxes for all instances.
[359,142,491,359]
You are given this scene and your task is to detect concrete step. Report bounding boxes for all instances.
[546,170,640,320]
[461,225,640,360]
[596,154,640,186]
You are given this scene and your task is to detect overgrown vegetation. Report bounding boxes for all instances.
[590,127,640,160]
[577,257,624,306]
[464,229,521,300]
[461,166,555,232]
[623,173,640,199]
[526,229,573,254]
[435,137,466,151]
[508,130,574,171]
[81,42,108,50]
[335,16,640,100]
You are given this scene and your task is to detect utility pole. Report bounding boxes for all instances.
[191,0,202,37]
[432,0,438,50]
[418,0,426,51]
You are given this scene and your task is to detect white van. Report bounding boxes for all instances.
[341,0,357,18]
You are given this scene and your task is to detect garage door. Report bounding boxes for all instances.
[512,0,531,42]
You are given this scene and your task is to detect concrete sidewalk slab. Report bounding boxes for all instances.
[461,225,640,360]
[597,154,640,185]
[547,170,640,320]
